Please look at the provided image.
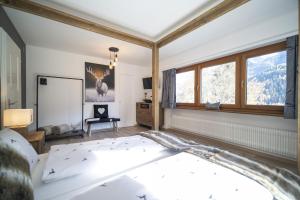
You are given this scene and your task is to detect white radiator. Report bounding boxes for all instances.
[171,116,297,160]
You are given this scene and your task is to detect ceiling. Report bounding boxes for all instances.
[4,0,298,67]
[32,0,223,40]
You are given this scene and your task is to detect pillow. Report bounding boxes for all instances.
[0,129,38,171]
[94,104,108,118]
[0,141,33,200]
[205,102,220,110]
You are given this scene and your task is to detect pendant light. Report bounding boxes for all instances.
[108,47,119,69]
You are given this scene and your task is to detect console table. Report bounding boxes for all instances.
[136,102,163,128]
[85,118,120,136]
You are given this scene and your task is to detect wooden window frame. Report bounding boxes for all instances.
[198,55,241,109]
[175,41,287,116]
[176,65,198,107]
[241,42,287,115]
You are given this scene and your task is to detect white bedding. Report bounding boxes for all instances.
[32,135,174,200]
[71,152,273,200]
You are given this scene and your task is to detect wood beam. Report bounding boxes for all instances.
[0,0,154,48]
[152,43,159,130]
[157,0,249,48]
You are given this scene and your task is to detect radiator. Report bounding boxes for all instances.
[171,116,297,160]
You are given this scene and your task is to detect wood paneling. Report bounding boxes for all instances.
[152,43,159,130]
[0,0,154,48]
[157,0,249,48]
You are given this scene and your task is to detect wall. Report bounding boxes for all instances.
[26,45,150,131]
[0,6,26,108]
[160,6,298,159]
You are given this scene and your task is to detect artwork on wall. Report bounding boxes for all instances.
[85,62,115,102]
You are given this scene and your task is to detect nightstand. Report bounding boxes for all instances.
[25,131,45,154]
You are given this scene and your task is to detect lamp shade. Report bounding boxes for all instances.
[3,109,33,128]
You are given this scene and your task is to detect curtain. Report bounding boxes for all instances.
[161,68,176,109]
[284,35,298,119]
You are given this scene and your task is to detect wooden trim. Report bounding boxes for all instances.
[0,0,154,48]
[241,42,287,111]
[152,43,159,130]
[157,0,249,48]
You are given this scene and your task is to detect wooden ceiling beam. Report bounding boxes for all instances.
[0,0,154,49]
[157,0,249,48]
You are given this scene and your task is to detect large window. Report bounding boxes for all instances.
[176,69,195,104]
[201,61,236,104]
[175,42,287,116]
[246,51,287,106]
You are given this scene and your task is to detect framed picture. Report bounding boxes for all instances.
[85,62,115,102]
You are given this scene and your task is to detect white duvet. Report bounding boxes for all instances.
[72,152,273,200]
[42,135,168,183]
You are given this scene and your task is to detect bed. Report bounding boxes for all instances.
[1,129,299,200]
[31,135,174,200]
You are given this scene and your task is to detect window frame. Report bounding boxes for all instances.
[175,41,287,116]
[241,42,287,115]
[175,65,198,107]
[198,55,241,109]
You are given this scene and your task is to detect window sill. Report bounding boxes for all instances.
[175,105,283,117]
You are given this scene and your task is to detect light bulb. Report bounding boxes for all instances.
[114,54,118,62]
[113,62,116,67]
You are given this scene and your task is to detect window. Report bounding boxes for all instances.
[246,51,287,106]
[175,42,287,116]
[176,69,195,104]
[201,61,236,104]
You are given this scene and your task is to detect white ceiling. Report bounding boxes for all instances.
[4,0,298,67]
[32,0,223,40]
[4,7,152,67]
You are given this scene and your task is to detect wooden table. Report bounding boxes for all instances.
[25,131,45,154]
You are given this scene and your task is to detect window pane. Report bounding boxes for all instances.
[176,71,195,103]
[246,51,287,105]
[201,62,236,104]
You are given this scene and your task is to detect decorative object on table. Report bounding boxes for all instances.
[108,47,119,69]
[85,62,115,102]
[205,102,221,110]
[3,109,33,136]
[94,104,109,118]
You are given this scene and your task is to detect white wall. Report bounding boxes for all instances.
[160,5,298,159]
[26,45,151,131]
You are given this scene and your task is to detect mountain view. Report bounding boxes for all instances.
[246,51,287,105]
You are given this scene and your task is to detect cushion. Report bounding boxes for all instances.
[0,141,33,200]
[0,129,38,171]
[94,104,109,118]
[205,102,220,110]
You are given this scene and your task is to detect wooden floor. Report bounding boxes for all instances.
[45,125,298,173]
[45,126,149,152]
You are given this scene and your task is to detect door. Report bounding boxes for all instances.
[6,31,21,109]
[119,73,135,127]
[0,29,21,128]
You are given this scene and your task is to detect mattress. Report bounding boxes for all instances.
[32,138,175,200]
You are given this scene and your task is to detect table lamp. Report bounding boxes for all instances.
[3,109,33,136]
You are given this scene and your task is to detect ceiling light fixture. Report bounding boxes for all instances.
[108,47,119,69]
